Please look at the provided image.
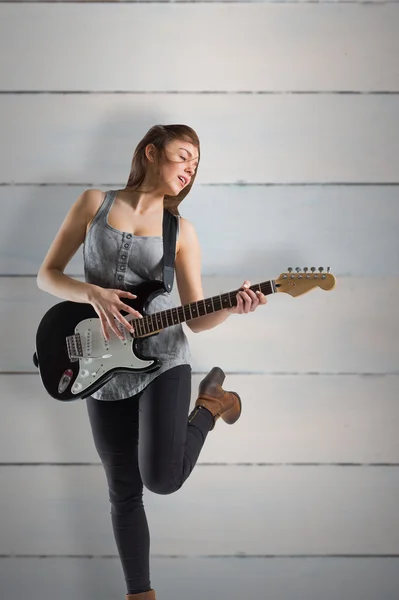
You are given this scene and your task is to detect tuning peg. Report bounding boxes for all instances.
[303,267,308,273]
[327,266,330,273]
[310,267,316,273]
[295,267,301,273]
[318,267,323,273]
[287,267,293,273]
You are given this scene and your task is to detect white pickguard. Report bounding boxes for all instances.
[70,317,155,395]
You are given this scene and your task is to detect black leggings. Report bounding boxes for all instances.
[86,364,214,594]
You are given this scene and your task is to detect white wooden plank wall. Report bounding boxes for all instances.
[1,2,398,600]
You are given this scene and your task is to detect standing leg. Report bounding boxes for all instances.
[86,393,153,595]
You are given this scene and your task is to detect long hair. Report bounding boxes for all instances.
[125,124,200,216]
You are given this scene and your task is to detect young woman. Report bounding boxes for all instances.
[37,124,267,599]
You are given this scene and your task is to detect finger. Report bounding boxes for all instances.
[99,314,110,341]
[106,314,125,340]
[117,291,137,299]
[244,289,259,311]
[234,292,243,313]
[240,290,252,313]
[119,303,143,318]
[256,291,267,304]
[116,314,136,334]
[245,289,258,301]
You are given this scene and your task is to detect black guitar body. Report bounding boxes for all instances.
[34,280,165,401]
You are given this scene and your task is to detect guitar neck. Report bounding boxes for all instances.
[134,280,276,337]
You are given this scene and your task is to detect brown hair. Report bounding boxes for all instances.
[125,124,200,216]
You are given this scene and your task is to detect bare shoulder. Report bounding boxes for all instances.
[77,188,106,225]
[178,216,200,250]
[37,189,106,275]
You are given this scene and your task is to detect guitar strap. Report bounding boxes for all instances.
[161,208,178,294]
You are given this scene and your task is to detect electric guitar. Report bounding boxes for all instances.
[34,267,336,401]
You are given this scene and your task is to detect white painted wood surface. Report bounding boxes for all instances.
[1,557,399,600]
[1,465,399,555]
[1,185,398,277]
[2,373,398,464]
[2,94,399,183]
[1,1,398,597]
[1,4,399,91]
[1,276,398,373]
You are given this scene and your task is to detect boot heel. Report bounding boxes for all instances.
[222,392,242,425]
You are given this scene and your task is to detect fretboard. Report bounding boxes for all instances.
[133,280,275,338]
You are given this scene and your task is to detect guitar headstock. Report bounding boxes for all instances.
[275,267,336,297]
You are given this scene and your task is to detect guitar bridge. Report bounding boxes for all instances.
[66,334,83,362]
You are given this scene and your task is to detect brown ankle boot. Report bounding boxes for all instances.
[191,366,242,431]
[126,590,156,600]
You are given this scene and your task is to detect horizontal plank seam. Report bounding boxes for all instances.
[1,91,399,95]
[1,553,399,559]
[2,182,399,187]
[1,370,398,376]
[5,0,399,4]
[1,462,399,467]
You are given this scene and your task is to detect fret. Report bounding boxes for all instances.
[146,318,151,334]
[159,312,167,329]
[220,294,229,309]
[141,318,148,334]
[199,299,206,316]
[143,317,149,333]
[213,295,222,311]
[183,304,191,321]
[133,318,139,337]
[138,319,144,337]
[210,296,215,312]
[190,302,198,319]
[142,319,148,336]
[227,292,236,308]
[134,319,143,337]
[188,302,193,319]
[172,307,179,325]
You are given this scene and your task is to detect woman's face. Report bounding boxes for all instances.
[154,139,199,195]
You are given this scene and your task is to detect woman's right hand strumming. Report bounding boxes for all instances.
[88,286,143,341]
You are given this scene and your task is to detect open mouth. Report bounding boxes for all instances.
[178,176,186,187]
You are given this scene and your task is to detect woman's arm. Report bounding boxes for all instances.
[175,218,266,333]
[36,188,103,303]
[175,217,230,333]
